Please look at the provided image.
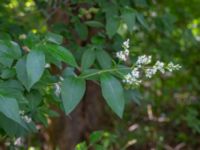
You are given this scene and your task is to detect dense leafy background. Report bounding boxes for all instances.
[0,0,200,149]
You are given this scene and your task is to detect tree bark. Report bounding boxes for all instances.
[46,81,109,150]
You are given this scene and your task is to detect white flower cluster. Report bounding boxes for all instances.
[116,39,182,87]
[123,68,141,86]
[145,61,181,78]
[136,55,152,67]
[145,68,157,78]
[122,54,181,87]
[167,62,182,72]
[19,110,32,123]
[145,60,165,78]
[116,39,130,61]
[123,55,152,86]
[154,61,165,73]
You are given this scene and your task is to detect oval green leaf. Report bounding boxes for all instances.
[61,76,86,114]
[81,49,96,70]
[36,44,78,67]
[16,57,30,90]
[0,96,27,134]
[96,49,112,69]
[26,50,45,90]
[45,32,63,45]
[100,74,125,118]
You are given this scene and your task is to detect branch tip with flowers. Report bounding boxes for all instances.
[116,39,182,88]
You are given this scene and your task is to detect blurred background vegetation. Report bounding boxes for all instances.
[0,0,200,149]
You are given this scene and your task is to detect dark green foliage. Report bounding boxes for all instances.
[0,0,200,149]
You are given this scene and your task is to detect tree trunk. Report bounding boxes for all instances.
[46,81,109,150]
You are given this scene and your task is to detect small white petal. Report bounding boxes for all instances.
[136,55,152,66]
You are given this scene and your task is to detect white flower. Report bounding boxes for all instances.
[14,137,23,146]
[20,110,32,123]
[133,79,142,86]
[167,62,182,72]
[154,61,165,73]
[123,73,133,83]
[19,110,25,115]
[150,11,157,17]
[131,68,140,78]
[123,39,130,49]
[123,74,141,86]
[116,51,129,61]
[45,63,50,68]
[54,83,61,96]
[145,68,157,78]
[22,115,32,123]
[123,67,141,86]
[116,39,130,61]
[124,49,129,55]
[136,55,152,67]
[117,39,182,88]
[145,61,165,78]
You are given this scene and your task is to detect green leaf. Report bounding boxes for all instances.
[0,68,15,79]
[100,74,125,118]
[75,142,87,150]
[62,67,76,78]
[90,131,104,144]
[45,32,63,44]
[0,32,11,40]
[134,0,148,7]
[35,109,48,127]
[16,57,30,90]
[81,49,96,70]
[80,69,100,80]
[0,95,27,136]
[121,8,136,32]
[53,46,78,67]
[27,91,42,110]
[85,21,104,28]
[75,21,88,40]
[36,44,78,67]
[0,96,23,125]
[0,80,24,91]
[61,76,86,114]
[136,13,149,29]
[0,113,26,137]
[96,49,112,69]
[26,50,45,90]
[124,89,142,105]
[22,32,41,49]
[91,36,105,45]
[104,5,119,38]
[0,80,25,103]
[0,40,21,67]
[106,16,120,38]
[16,51,45,91]
[94,144,105,150]
[0,40,21,59]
